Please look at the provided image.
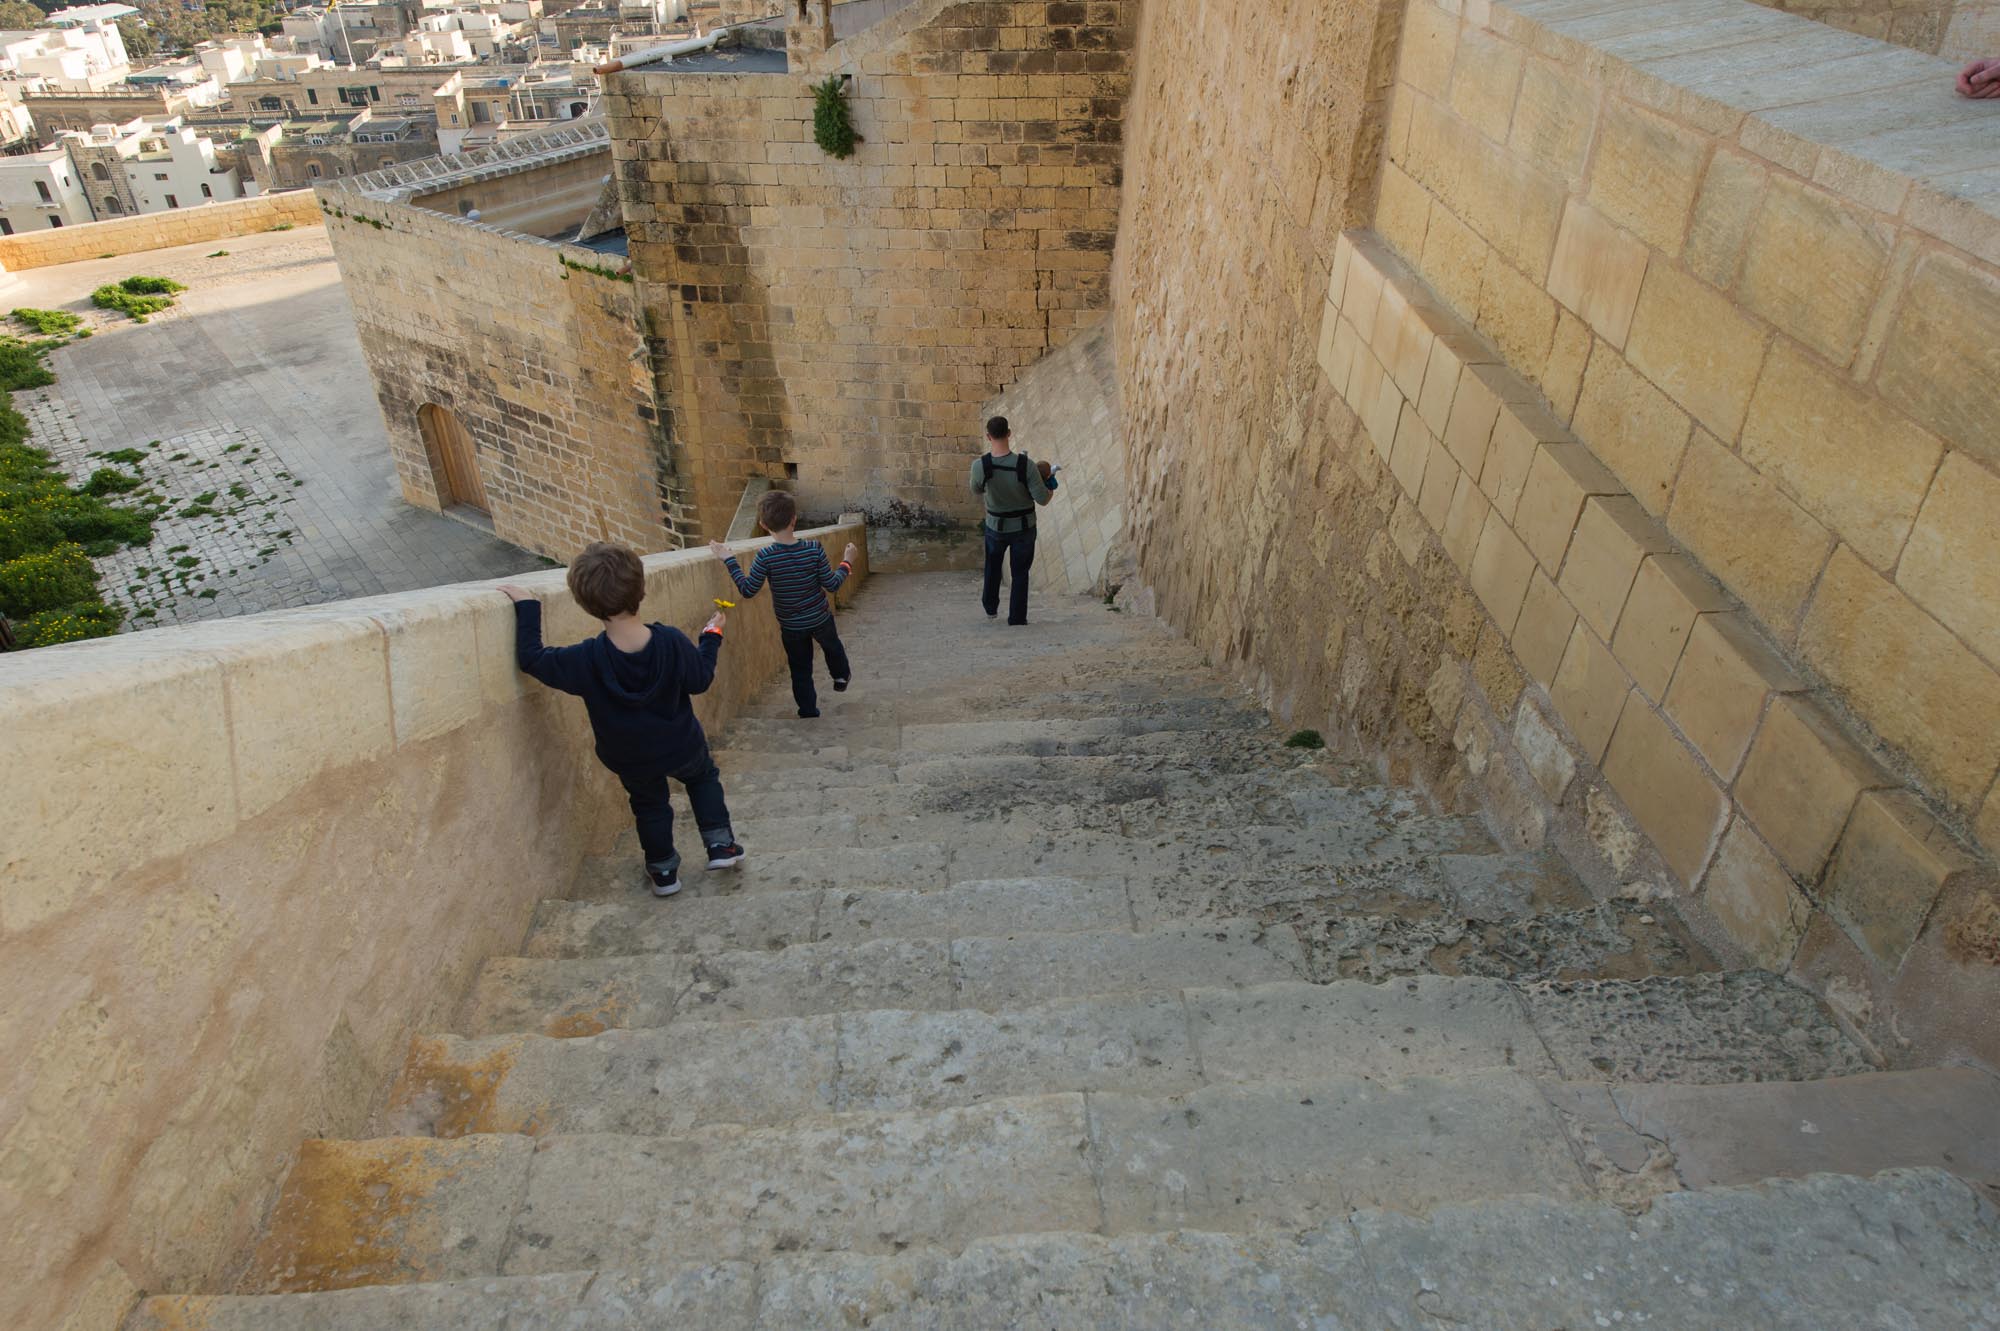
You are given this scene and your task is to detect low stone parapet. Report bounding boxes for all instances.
[0,192,322,272]
[0,521,866,1331]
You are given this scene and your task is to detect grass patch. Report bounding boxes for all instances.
[208,249,230,257]
[0,342,56,392]
[80,467,141,496]
[1283,729,1325,750]
[10,308,83,338]
[91,276,188,323]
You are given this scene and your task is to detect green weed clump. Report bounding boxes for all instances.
[1283,729,1326,750]
[91,276,188,323]
[0,345,153,646]
[10,308,83,337]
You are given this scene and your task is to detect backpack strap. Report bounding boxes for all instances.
[981,452,1034,527]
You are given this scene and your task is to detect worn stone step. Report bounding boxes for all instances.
[568,843,951,900]
[730,685,1265,729]
[128,1169,2000,1329]
[390,976,1555,1136]
[653,759,1363,827]
[236,1071,1590,1294]
[716,703,1264,747]
[1519,970,1876,1084]
[586,819,1496,900]
[458,920,1308,1037]
[1548,1065,2000,1200]
[522,877,1134,959]
[713,727,1308,784]
[1290,899,1712,985]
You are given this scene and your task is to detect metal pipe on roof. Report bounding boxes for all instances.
[593,28,720,75]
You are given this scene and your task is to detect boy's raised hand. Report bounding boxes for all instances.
[843,542,858,565]
[498,585,532,603]
[704,610,727,633]
[707,540,731,562]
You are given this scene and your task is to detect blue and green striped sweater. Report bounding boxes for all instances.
[724,541,851,630]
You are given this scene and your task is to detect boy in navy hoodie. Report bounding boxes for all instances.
[501,542,743,898]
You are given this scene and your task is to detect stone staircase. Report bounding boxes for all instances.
[129,573,2000,1329]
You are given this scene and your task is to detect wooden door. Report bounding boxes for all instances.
[419,404,488,513]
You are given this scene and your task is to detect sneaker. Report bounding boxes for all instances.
[705,842,745,870]
[648,867,681,898]
[832,677,850,692]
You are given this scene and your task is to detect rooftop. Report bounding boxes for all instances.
[42,3,139,26]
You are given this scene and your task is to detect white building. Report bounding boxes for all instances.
[0,145,92,235]
[60,116,244,217]
[0,16,131,92]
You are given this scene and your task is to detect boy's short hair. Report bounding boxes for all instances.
[986,415,1010,440]
[756,488,798,532]
[568,542,645,619]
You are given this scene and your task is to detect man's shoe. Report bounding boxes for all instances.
[799,707,821,718]
[832,677,850,692]
[648,867,681,898]
[705,842,746,870]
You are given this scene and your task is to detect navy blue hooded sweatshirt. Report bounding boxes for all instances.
[513,599,723,777]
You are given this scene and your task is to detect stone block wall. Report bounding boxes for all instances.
[1749,0,2000,57]
[604,0,1137,538]
[1355,0,2000,1065]
[320,190,679,561]
[1115,0,1998,1072]
[1376,0,2000,853]
[0,524,867,1331]
[0,192,322,272]
[978,313,1123,594]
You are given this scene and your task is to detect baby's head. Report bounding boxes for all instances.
[569,541,645,621]
[757,489,799,536]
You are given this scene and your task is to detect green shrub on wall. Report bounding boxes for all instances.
[812,75,860,159]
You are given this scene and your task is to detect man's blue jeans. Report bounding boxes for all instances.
[982,525,1036,625]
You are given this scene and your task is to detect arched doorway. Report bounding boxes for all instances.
[417,403,488,513]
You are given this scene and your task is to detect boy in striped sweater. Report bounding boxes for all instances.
[709,490,859,718]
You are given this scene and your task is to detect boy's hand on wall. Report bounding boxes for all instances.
[498,585,532,603]
[708,540,731,561]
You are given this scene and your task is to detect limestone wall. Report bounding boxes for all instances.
[1356,0,2000,1062]
[605,0,1137,538]
[1749,0,2000,56]
[0,524,867,1331]
[978,314,1124,594]
[0,192,322,272]
[320,191,677,560]
[1116,0,1998,1072]
[412,151,611,238]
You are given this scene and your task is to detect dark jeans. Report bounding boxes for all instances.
[782,617,851,715]
[618,746,733,874]
[983,525,1036,624]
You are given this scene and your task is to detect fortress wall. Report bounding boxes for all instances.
[0,525,867,1331]
[1748,0,2000,57]
[1115,0,1999,1071]
[605,0,1139,538]
[320,192,677,559]
[0,192,322,272]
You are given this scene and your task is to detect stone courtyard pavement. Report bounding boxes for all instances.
[5,224,543,629]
